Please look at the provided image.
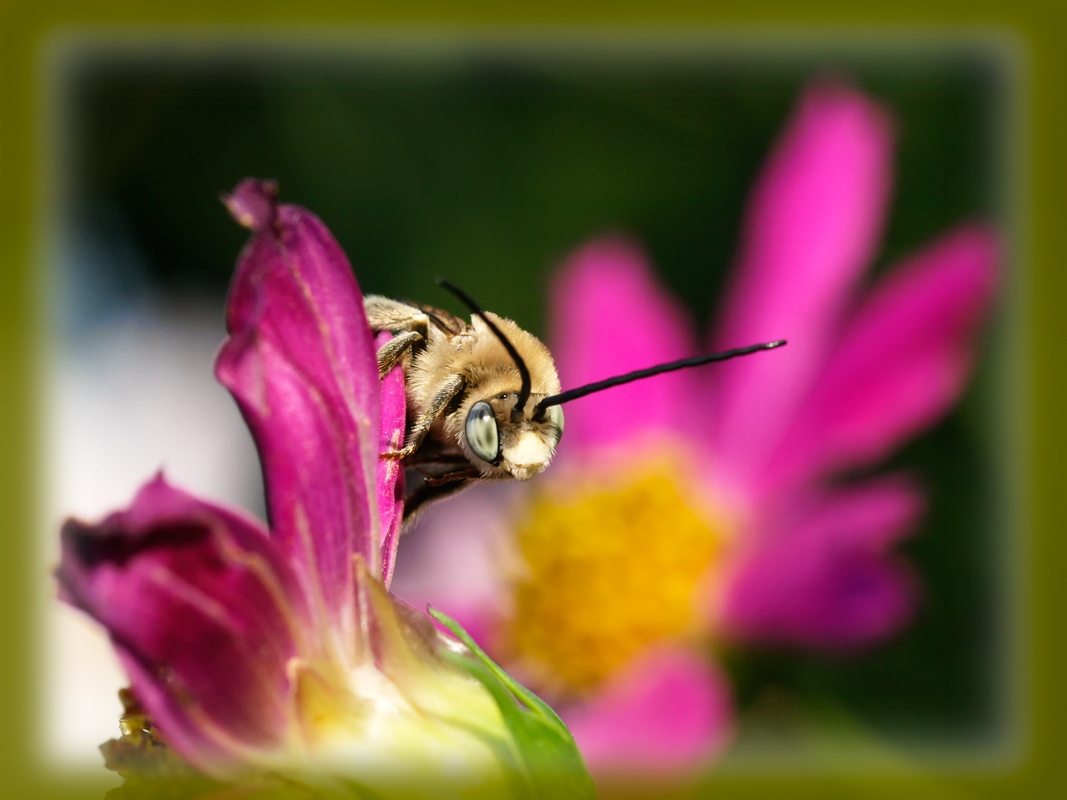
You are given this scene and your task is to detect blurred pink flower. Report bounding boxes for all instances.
[392,82,999,776]
[56,181,585,795]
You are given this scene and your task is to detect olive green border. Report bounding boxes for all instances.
[2,2,1061,798]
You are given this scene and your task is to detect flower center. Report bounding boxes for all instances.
[508,457,725,695]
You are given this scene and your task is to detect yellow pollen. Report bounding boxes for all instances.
[509,463,723,695]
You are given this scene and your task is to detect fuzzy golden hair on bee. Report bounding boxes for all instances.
[406,313,560,419]
[364,279,784,521]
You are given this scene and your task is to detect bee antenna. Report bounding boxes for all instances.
[535,340,788,412]
[436,278,533,420]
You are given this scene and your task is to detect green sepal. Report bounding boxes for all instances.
[429,607,597,800]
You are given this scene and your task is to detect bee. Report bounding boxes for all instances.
[367,279,784,519]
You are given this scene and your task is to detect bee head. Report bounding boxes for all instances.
[461,390,564,481]
[436,277,562,479]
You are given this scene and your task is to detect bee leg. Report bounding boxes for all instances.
[376,330,423,378]
[382,374,465,460]
[422,467,482,487]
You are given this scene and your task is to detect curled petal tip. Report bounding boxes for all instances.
[223,178,279,231]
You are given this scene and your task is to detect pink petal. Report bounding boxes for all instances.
[766,225,999,489]
[216,179,381,651]
[548,238,698,452]
[56,475,306,777]
[377,331,407,588]
[223,177,279,231]
[707,83,894,497]
[563,647,732,777]
[718,477,921,649]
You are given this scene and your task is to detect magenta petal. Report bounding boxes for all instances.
[376,331,407,588]
[719,478,921,648]
[549,238,698,451]
[563,646,732,776]
[766,225,999,488]
[216,179,381,647]
[222,178,279,232]
[56,475,305,777]
[708,83,894,496]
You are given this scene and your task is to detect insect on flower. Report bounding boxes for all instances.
[56,178,597,799]
[367,282,785,518]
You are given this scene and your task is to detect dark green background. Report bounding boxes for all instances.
[61,44,1008,758]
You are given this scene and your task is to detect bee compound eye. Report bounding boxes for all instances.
[465,401,501,464]
[546,404,564,444]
